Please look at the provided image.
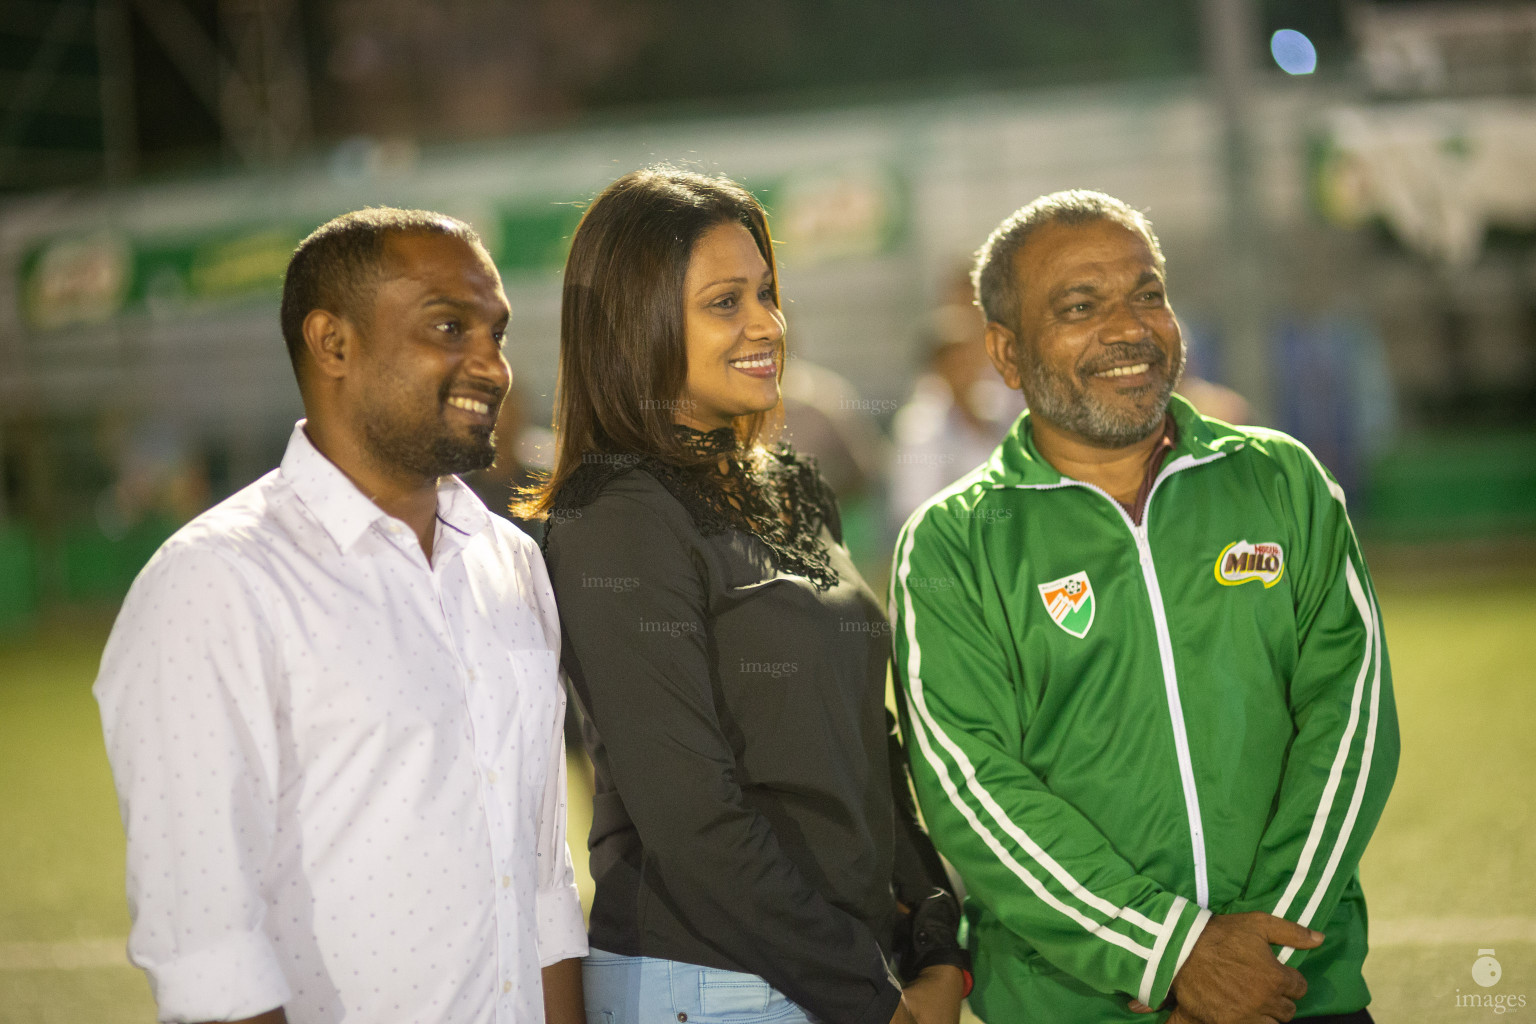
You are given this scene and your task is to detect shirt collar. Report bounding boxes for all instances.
[280,421,493,554]
[281,422,389,552]
[434,473,494,548]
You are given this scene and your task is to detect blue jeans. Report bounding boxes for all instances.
[583,947,817,1024]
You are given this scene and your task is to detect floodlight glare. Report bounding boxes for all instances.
[1270,29,1317,75]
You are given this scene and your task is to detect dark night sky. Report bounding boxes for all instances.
[0,0,1410,191]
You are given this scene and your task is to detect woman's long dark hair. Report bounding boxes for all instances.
[514,166,785,520]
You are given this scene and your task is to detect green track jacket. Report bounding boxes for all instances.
[890,396,1399,1021]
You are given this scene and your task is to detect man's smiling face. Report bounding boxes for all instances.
[991,218,1185,450]
[347,231,512,479]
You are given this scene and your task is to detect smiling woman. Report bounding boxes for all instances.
[513,167,786,514]
[676,219,786,431]
[521,166,970,1024]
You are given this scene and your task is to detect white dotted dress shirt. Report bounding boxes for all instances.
[95,422,587,1024]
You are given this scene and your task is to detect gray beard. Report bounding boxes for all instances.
[1021,339,1184,449]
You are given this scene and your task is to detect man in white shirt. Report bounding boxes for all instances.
[94,208,587,1024]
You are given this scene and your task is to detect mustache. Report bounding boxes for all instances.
[1079,342,1165,377]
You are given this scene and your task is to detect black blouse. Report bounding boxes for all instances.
[544,430,949,1024]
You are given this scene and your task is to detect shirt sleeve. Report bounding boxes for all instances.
[891,506,1209,1009]
[533,693,589,967]
[520,546,589,968]
[92,542,292,1023]
[546,491,902,1024]
[1219,448,1400,967]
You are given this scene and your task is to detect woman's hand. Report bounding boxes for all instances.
[895,965,966,1024]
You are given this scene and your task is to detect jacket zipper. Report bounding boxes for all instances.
[1128,496,1208,908]
[1015,450,1226,908]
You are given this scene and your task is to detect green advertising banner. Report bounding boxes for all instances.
[16,163,908,334]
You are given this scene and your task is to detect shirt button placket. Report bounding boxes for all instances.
[438,565,515,1007]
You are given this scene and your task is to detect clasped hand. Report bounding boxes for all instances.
[1127,912,1324,1024]
[889,964,966,1024]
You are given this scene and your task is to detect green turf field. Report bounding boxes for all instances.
[2,557,1532,1023]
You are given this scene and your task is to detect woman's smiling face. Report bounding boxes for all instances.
[676,220,785,432]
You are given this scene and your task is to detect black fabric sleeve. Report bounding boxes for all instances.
[885,708,969,982]
[887,707,951,905]
[546,489,901,1024]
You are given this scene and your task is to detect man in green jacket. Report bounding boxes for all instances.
[891,190,1397,1024]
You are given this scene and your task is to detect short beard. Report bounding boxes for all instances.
[361,411,497,479]
[1021,337,1184,449]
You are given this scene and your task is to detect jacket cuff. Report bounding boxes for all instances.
[895,887,970,982]
[535,881,589,968]
[1136,898,1211,1008]
[136,928,290,1023]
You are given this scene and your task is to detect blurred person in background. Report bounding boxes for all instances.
[524,166,970,1024]
[891,190,1398,1024]
[781,356,889,507]
[889,296,1025,535]
[94,209,586,1024]
[97,414,211,537]
[780,354,892,579]
[1178,373,1249,428]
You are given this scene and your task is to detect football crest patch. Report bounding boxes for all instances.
[1215,540,1285,588]
[1038,571,1095,638]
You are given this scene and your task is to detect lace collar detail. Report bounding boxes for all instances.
[548,426,840,591]
[676,425,738,459]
